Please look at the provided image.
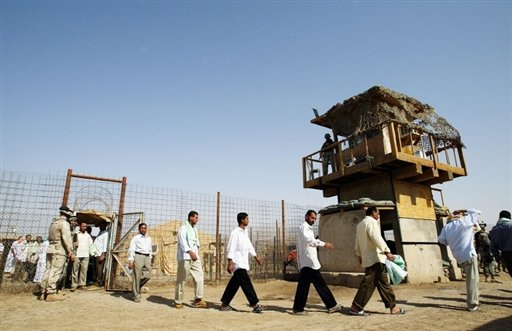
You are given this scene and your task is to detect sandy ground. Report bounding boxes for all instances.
[1,275,511,331]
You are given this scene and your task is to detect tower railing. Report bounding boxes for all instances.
[303,120,466,186]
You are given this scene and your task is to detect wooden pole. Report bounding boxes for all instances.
[62,168,73,207]
[110,176,127,290]
[281,200,286,278]
[116,177,127,244]
[215,191,221,282]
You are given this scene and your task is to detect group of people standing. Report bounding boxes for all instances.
[23,206,111,302]
[128,207,405,316]
[4,234,45,283]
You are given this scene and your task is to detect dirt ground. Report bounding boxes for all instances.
[1,275,511,331]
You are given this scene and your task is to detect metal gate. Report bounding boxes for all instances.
[105,212,144,291]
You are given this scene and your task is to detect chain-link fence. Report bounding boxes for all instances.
[0,169,322,291]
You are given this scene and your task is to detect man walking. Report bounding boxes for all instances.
[219,212,266,313]
[127,223,152,303]
[350,206,405,315]
[71,221,93,291]
[41,206,76,302]
[438,208,482,311]
[174,211,207,309]
[292,210,340,315]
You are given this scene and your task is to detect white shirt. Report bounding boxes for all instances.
[176,222,200,261]
[127,234,153,262]
[10,241,19,258]
[438,209,481,264]
[12,240,28,262]
[37,240,49,262]
[355,216,390,268]
[94,229,109,256]
[75,231,93,258]
[297,221,325,270]
[226,227,257,271]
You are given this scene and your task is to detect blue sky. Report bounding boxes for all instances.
[1,1,510,225]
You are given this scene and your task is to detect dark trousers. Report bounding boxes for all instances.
[220,269,259,306]
[95,257,105,286]
[502,251,512,278]
[26,262,37,282]
[352,262,396,310]
[87,255,97,284]
[293,267,337,312]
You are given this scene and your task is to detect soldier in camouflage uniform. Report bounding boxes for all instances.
[475,222,498,282]
[40,206,76,302]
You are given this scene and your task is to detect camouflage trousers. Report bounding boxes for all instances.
[41,253,67,294]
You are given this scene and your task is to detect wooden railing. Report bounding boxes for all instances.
[303,120,465,184]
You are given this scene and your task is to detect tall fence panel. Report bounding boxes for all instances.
[0,169,322,290]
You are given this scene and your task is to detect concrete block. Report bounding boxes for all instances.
[318,210,365,272]
[400,218,438,242]
[402,244,445,283]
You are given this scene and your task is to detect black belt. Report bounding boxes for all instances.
[135,252,150,256]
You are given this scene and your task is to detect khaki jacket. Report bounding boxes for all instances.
[46,216,73,256]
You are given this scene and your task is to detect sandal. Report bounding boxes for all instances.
[349,309,365,316]
[219,305,233,311]
[391,307,406,315]
[327,305,342,313]
[252,304,267,313]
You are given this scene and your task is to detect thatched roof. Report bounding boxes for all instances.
[312,86,462,144]
[76,209,114,226]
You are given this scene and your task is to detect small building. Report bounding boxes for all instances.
[303,86,466,283]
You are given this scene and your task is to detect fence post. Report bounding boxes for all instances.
[275,220,279,277]
[116,177,127,244]
[109,176,127,289]
[62,168,73,207]
[281,200,286,278]
[215,191,221,282]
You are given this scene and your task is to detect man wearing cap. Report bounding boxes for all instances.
[40,206,76,302]
[321,133,336,175]
[438,208,482,311]
[474,221,497,282]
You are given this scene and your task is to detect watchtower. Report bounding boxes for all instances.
[303,86,466,283]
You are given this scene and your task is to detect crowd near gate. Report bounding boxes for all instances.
[0,169,321,291]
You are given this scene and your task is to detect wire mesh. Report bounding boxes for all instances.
[0,169,323,289]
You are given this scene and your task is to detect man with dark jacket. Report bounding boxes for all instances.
[490,210,512,278]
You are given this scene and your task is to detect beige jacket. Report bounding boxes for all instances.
[46,216,73,256]
[355,215,390,268]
